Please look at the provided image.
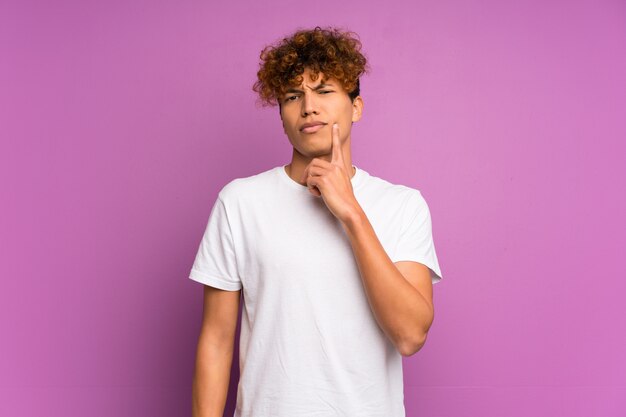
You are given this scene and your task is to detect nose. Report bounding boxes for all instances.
[300,92,319,117]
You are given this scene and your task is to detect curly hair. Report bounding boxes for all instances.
[252,26,370,108]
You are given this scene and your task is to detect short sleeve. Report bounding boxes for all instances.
[189,195,242,291]
[391,190,443,284]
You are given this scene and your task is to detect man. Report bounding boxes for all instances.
[190,26,443,417]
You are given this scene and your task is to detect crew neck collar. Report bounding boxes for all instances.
[277,164,367,193]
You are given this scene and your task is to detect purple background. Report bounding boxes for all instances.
[1,0,625,416]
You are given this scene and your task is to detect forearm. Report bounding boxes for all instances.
[192,334,235,417]
[341,206,434,355]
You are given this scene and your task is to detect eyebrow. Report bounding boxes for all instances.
[285,82,334,94]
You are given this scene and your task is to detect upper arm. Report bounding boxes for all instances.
[190,192,243,346]
[391,190,443,285]
[199,285,241,345]
[189,194,243,291]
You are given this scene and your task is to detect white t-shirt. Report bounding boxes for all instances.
[189,164,443,417]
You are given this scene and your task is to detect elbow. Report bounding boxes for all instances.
[397,332,427,357]
[397,311,434,356]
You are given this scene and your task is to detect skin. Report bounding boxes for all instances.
[279,68,435,356]
[279,68,361,192]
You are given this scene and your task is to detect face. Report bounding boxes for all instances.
[279,67,363,158]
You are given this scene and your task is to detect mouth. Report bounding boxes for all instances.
[300,123,327,133]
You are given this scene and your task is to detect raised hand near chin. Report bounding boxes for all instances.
[300,123,361,223]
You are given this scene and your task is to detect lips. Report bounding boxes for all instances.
[300,122,327,133]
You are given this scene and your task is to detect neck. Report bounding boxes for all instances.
[286,143,354,186]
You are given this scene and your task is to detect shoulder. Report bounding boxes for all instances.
[217,166,277,204]
[362,170,426,209]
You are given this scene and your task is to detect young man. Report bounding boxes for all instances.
[190,27,443,417]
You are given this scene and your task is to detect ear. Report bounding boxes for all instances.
[351,96,363,123]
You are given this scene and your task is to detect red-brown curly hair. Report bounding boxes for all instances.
[252,26,370,108]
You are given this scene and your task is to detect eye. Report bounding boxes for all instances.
[284,91,332,103]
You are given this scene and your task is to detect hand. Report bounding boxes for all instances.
[300,123,360,222]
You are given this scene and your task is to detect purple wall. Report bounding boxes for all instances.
[1,0,624,416]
